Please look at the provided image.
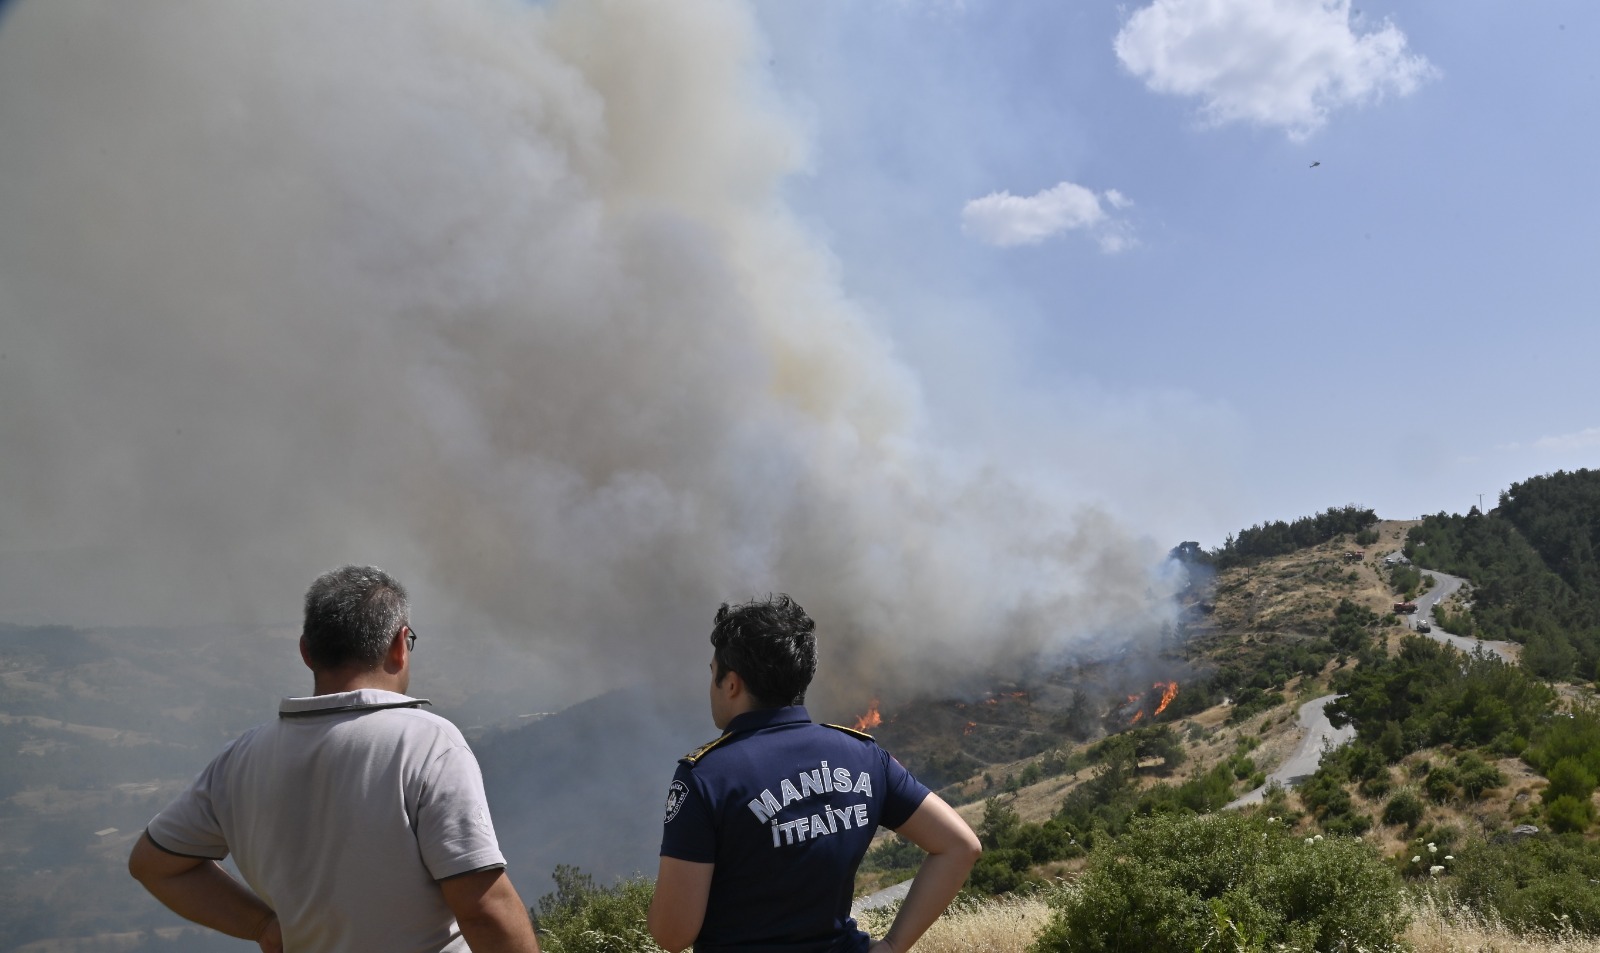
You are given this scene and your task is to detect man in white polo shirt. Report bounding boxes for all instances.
[128,565,540,953]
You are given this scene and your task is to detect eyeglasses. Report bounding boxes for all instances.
[404,626,417,652]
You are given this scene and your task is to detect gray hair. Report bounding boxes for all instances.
[301,565,409,670]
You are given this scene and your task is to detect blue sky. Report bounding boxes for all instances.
[0,0,1592,674]
[752,0,1599,545]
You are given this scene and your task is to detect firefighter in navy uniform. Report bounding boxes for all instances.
[649,596,980,953]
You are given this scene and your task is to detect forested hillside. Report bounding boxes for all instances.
[1173,503,1378,569]
[1406,468,1600,678]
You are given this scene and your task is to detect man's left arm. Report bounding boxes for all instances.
[440,867,541,953]
[128,832,281,953]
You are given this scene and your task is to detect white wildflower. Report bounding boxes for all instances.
[1430,865,1444,876]
[1427,843,1437,854]
[1411,856,1421,863]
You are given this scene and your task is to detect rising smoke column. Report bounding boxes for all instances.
[0,0,1178,711]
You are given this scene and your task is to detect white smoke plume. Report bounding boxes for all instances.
[0,0,1178,713]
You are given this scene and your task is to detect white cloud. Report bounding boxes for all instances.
[1114,0,1436,140]
[961,180,1135,251]
[1532,427,1600,453]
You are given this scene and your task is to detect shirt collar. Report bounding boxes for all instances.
[278,689,431,718]
[725,705,811,735]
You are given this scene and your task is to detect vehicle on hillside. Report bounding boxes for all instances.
[1415,619,1432,633]
[1393,601,1418,613]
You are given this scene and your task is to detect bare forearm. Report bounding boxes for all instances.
[445,869,541,953]
[456,907,541,953]
[136,859,275,941]
[879,849,978,953]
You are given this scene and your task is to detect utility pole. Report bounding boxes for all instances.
[1477,493,1484,513]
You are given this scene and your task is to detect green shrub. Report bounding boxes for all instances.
[1382,790,1425,829]
[862,833,925,874]
[1546,795,1594,834]
[1543,758,1597,806]
[533,866,662,953]
[1453,752,1503,800]
[969,797,1079,883]
[1448,836,1600,935]
[1389,563,1421,596]
[1030,812,1406,953]
[978,798,1022,850]
[1526,706,1600,782]
[968,847,1031,895]
[1359,770,1393,799]
[1423,764,1459,804]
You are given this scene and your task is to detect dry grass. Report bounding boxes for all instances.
[858,889,1600,953]
[857,892,1055,953]
[1404,893,1600,953]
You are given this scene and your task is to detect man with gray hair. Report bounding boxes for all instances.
[129,565,540,953]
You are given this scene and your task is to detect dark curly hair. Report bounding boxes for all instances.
[710,594,817,709]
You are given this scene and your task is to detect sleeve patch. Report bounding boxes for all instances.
[664,780,690,824]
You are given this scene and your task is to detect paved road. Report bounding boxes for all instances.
[1397,557,1516,661]
[853,878,911,914]
[1227,693,1354,808]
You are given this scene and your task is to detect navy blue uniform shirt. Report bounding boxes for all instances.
[659,706,931,953]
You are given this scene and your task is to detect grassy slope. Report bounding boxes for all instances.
[863,520,1591,890]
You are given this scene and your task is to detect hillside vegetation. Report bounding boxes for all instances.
[527,487,1600,952]
[7,479,1600,951]
[1405,468,1600,679]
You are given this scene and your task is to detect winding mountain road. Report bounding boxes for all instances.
[1402,561,1517,662]
[1228,557,1518,808]
[1226,693,1353,808]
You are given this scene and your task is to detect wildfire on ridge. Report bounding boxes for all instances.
[1154,681,1180,716]
[855,701,882,732]
[963,721,977,736]
[1130,709,1144,724]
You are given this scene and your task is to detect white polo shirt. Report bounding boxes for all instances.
[147,690,507,953]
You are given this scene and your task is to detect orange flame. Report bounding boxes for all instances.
[1130,709,1144,724]
[855,701,882,732]
[1126,693,1142,705]
[963,721,977,736]
[1154,681,1180,716]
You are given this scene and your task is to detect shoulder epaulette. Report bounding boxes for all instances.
[823,723,875,743]
[679,733,733,766]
